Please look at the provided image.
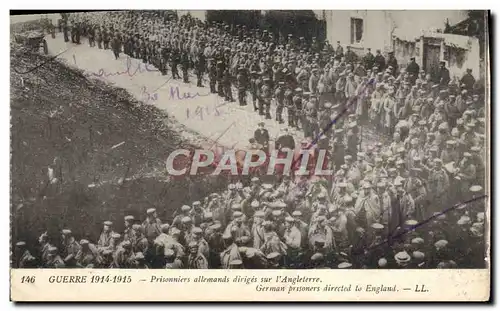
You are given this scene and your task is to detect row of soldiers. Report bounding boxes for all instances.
[16,11,486,269]
[59,12,481,143]
[13,171,486,269]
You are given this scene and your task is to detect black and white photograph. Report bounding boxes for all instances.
[10,10,489,271]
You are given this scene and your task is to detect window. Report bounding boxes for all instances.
[350,18,364,44]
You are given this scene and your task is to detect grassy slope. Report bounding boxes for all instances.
[10,44,217,247]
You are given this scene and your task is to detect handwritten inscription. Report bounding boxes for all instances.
[79,56,159,78]
[140,86,159,103]
[169,86,210,101]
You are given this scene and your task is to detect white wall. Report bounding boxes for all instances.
[177,10,207,22]
[322,10,468,54]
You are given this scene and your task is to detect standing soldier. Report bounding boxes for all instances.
[63,21,70,43]
[123,215,135,242]
[208,60,217,93]
[48,21,56,39]
[236,66,248,106]
[70,22,76,43]
[75,22,81,44]
[181,48,190,83]
[223,68,234,102]
[251,71,263,112]
[284,84,295,128]
[111,32,121,60]
[88,24,95,47]
[161,43,170,76]
[103,27,110,50]
[171,47,181,79]
[274,81,286,124]
[95,27,102,49]
[196,51,206,87]
[261,78,273,119]
[142,208,162,241]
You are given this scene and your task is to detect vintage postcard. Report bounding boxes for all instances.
[10,9,490,302]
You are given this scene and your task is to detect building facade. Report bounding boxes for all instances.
[316,10,480,79]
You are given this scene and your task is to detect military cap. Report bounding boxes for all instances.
[124,215,135,221]
[338,262,352,269]
[344,155,353,161]
[324,102,333,109]
[412,251,425,261]
[181,216,192,223]
[132,224,142,231]
[228,184,236,190]
[470,226,483,238]
[229,259,243,267]
[429,146,439,153]
[303,92,311,96]
[292,211,302,217]
[16,241,26,247]
[343,195,353,203]
[231,203,242,211]
[146,208,156,214]
[272,210,282,217]
[470,185,483,192]
[102,249,113,256]
[477,212,485,222]
[262,183,273,190]
[159,224,170,233]
[188,241,198,249]
[362,182,372,189]
[103,221,113,226]
[284,216,295,223]
[393,179,403,187]
[457,216,471,226]
[253,210,265,218]
[111,233,121,239]
[267,252,281,260]
[294,87,302,92]
[164,248,175,258]
[233,211,243,218]
[411,237,425,245]
[210,223,222,231]
[235,236,249,245]
[434,240,448,249]
[48,246,58,254]
[257,121,265,127]
[122,240,132,248]
[192,227,203,235]
[394,251,411,264]
[62,229,72,235]
[376,181,386,188]
[378,258,388,267]
[331,103,340,110]
[311,253,324,261]
[371,223,384,230]
[432,212,447,220]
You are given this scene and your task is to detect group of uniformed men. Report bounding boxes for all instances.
[17,11,486,269]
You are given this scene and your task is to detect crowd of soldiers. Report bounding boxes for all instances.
[14,11,487,269]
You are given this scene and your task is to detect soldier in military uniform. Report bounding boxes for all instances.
[208,60,217,93]
[160,43,170,76]
[274,81,286,124]
[223,68,234,102]
[236,67,248,106]
[261,78,273,119]
[111,32,121,60]
[87,24,95,47]
[63,21,70,43]
[171,46,181,79]
[95,27,102,49]
[196,51,206,87]
[103,27,110,50]
[181,49,190,83]
[251,71,262,112]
